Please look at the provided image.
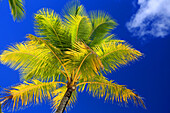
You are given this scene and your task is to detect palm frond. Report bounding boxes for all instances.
[64,15,92,44]
[77,76,145,108]
[27,34,72,82]
[0,80,66,111]
[93,41,142,73]
[8,0,25,21]
[89,11,117,47]
[64,41,104,82]
[34,8,70,48]
[0,41,63,81]
[62,1,91,44]
[52,86,77,112]
[62,0,87,18]
[89,34,124,47]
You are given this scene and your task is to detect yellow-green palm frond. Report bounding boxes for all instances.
[8,0,25,21]
[34,8,71,48]
[62,0,87,18]
[27,34,72,81]
[93,41,142,73]
[64,41,89,62]
[0,80,67,111]
[90,34,124,48]
[89,11,117,47]
[77,76,145,108]
[64,15,92,44]
[52,86,77,112]
[62,0,91,44]
[0,41,63,81]
[64,41,104,81]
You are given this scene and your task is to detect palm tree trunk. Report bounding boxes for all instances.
[55,88,73,113]
[0,103,2,113]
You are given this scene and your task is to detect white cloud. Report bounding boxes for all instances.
[126,0,170,38]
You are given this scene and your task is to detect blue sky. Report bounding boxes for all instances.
[0,0,170,113]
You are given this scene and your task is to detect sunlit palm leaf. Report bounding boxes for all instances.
[89,11,117,47]
[93,41,142,73]
[0,80,66,111]
[0,41,62,80]
[77,76,145,108]
[52,86,77,112]
[8,0,25,21]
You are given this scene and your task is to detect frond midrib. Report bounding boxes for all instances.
[1,51,35,58]
[12,0,17,18]
[75,16,87,41]
[39,39,70,82]
[77,81,124,88]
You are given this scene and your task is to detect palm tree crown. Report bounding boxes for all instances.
[0,1,145,113]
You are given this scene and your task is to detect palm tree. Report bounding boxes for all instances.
[0,1,145,113]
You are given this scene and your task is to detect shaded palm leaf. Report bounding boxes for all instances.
[89,11,117,47]
[62,0,87,18]
[8,0,25,21]
[62,1,90,44]
[34,8,71,49]
[64,15,92,44]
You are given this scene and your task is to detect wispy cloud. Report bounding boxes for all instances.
[126,0,170,39]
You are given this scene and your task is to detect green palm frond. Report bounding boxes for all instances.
[89,11,117,47]
[34,9,72,49]
[90,34,124,47]
[62,0,87,18]
[0,41,63,80]
[93,41,142,73]
[26,34,72,82]
[52,86,77,112]
[64,41,104,80]
[8,0,25,21]
[77,76,145,108]
[0,80,66,111]
[64,15,92,44]
[62,1,91,44]
[35,9,62,47]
